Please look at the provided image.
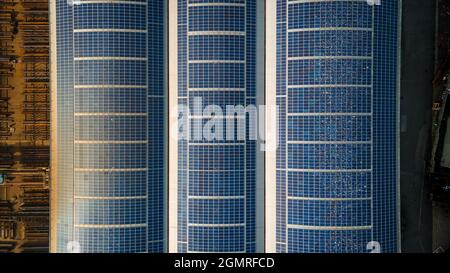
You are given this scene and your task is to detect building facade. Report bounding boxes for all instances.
[50,0,166,252]
[168,0,265,253]
[266,0,401,253]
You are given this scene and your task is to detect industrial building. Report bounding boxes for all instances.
[0,0,448,254]
[168,0,265,253]
[50,0,167,252]
[265,0,401,253]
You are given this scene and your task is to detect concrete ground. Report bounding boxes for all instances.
[400,0,435,253]
[432,0,450,252]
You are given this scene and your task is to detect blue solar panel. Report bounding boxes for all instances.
[177,0,257,253]
[53,0,399,254]
[276,0,400,253]
[53,0,166,253]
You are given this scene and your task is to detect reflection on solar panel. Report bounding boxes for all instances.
[51,0,400,254]
[274,0,400,253]
[51,0,166,253]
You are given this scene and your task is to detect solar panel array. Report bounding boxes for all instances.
[53,0,399,253]
[54,0,166,253]
[275,0,399,253]
[177,0,257,253]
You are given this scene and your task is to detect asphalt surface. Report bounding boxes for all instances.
[400,0,435,253]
